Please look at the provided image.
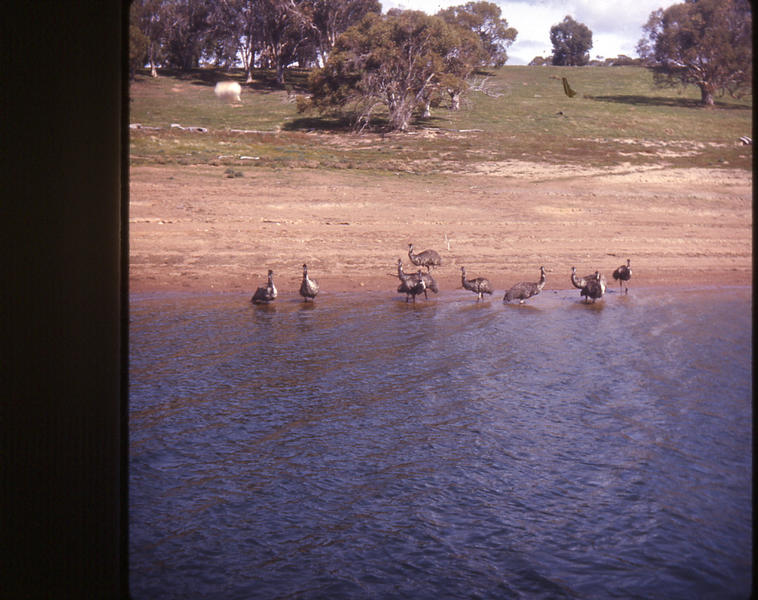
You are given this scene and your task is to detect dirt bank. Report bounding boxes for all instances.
[129,164,752,295]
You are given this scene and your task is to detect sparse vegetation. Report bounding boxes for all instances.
[130,65,752,172]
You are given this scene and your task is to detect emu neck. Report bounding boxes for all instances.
[398,262,408,281]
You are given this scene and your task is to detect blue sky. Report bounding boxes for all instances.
[382,0,681,65]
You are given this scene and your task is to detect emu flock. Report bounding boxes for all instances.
[251,243,632,305]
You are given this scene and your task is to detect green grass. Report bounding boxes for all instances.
[129,65,752,172]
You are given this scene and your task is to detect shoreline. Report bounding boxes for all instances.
[129,165,752,295]
[129,282,752,299]
[128,270,752,295]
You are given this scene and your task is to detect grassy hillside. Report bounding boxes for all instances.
[129,66,752,172]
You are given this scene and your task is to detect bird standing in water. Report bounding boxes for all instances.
[251,269,277,304]
[580,271,606,303]
[407,269,427,303]
[612,259,632,294]
[460,266,493,302]
[503,266,546,304]
[299,263,319,302]
[397,258,438,301]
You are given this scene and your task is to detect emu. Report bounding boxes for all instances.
[251,269,277,304]
[571,267,607,302]
[408,243,441,271]
[407,270,427,303]
[612,259,632,294]
[397,259,438,300]
[460,266,493,301]
[580,271,606,303]
[397,262,426,303]
[570,266,590,289]
[503,266,546,304]
[299,263,319,302]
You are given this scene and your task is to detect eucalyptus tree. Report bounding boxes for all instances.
[206,0,264,82]
[129,5,150,78]
[437,1,517,67]
[307,10,484,131]
[130,0,169,77]
[161,0,212,71]
[258,0,314,84]
[549,15,593,66]
[205,0,252,72]
[304,0,382,65]
[235,0,265,83]
[637,0,752,105]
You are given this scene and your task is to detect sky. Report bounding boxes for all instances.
[381,0,681,65]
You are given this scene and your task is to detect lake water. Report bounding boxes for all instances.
[129,286,752,599]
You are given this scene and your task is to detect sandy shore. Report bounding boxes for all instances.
[129,164,752,295]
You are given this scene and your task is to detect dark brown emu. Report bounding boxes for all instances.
[252,269,277,304]
[299,263,319,302]
[503,266,546,304]
[580,271,606,303]
[408,243,442,271]
[570,266,592,289]
[612,259,632,294]
[397,263,427,303]
[397,259,438,301]
[461,266,493,301]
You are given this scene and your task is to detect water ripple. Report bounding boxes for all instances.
[130,288,752,599]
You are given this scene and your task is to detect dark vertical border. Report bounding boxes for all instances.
[1,3,126,597]
[120,2,131,597]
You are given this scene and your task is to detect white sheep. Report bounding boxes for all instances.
[214,81,242,103]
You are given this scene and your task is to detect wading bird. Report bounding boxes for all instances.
[251,269,277,304]
[397,263,427,303]
[397,259,438,300]
[299,263,319,302]
[503,266,546,304]
[570,266,589,289]
[407,270,427,303]
[580,271,606,303]
[612,259,632,294]
[461,266,493,302]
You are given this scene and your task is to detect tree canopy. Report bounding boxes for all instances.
[129,1,521,132]
[550,16,593,66]
[129,0,381,83]
[637,0,752,105]
[306,0,382,65]
[436,1,517,68]
[307,10,484,132]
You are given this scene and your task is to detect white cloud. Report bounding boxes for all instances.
[382,0,460,13]
[382,0,681,65]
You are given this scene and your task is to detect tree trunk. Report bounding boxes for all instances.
[422,99,431,118]
[276,61,285,86]
[390,101,413,132]
[149,43,158,77]
[700,84,714,106]
[450,91,461,111]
